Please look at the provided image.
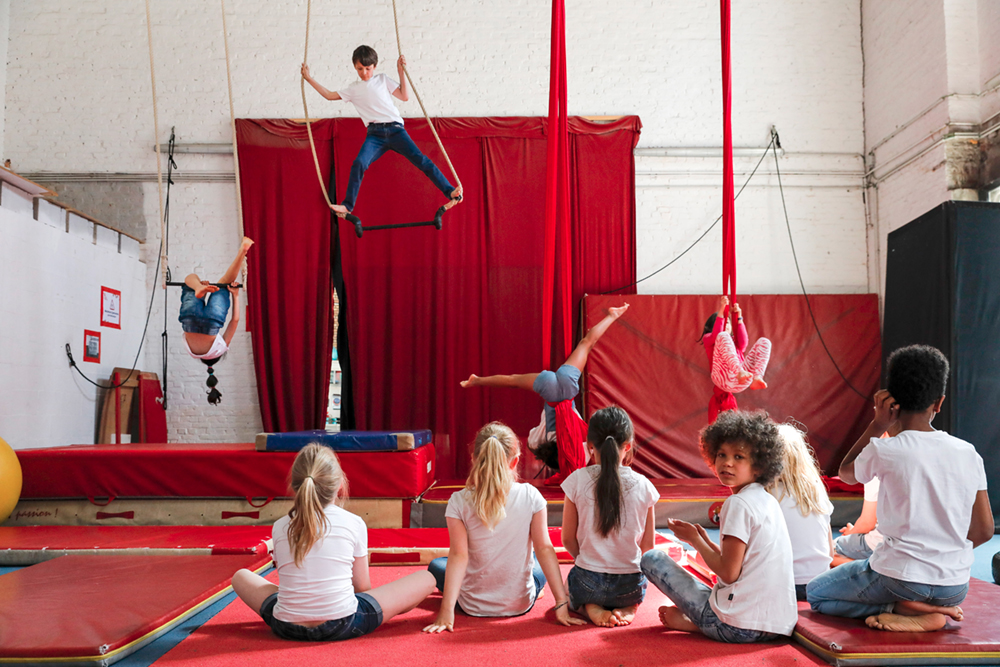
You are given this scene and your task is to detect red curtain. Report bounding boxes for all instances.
[332,116,639,479]
[235,119,337,432]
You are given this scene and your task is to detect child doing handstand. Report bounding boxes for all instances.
[641,411,797,643]
[562,406,659,627]
[422,422,584,633]
[179,236,253,404]
[461,303,629,485]
[301,46,462,218]
[700,295,770,423]
[231,444,434,641]
[767,423,834,600]
[807,345,994,633]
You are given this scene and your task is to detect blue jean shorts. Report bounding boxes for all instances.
[534,365,581,432]
[178,284,230,335]
[567,566,646,611]
[259,592,383,641]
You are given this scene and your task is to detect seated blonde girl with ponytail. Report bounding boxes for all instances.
[767,423,835,600]
[561,406,660,627]
[232,444,434,641]
[422,422,584,633]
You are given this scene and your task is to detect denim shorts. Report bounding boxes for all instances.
[567,566,646,611]
[534,365,581,432]
[833,533,875,561]
[428,555,546,616]
[259,592,383,641]
[178,284,230,335]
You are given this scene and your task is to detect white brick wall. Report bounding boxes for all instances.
[2,0,870,443]
[0,191,147,451]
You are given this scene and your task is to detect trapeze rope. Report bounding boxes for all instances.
[220,0,248,285]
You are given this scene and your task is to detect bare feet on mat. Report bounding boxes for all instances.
[195,280,219,299]
[329,203,349,218]
[749,376,767,390]
[612,605,638,626]
[865,612,948,632]
[608,303,630,319]
[460,374,480,388]
[894,600,963,621]
[658,605,700,633]
[585,604,621,627]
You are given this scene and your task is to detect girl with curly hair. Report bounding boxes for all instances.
[640,410,797,643]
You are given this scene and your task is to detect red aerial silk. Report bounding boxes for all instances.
[720,0,736,320]
[542,0,573,369]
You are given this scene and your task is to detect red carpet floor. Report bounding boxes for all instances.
[157,565,826,667]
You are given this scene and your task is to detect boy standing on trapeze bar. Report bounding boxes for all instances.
[301,45,462,217]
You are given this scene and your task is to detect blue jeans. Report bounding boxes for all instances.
[178,284,230,335]
[342,122,454,211]
[806,558,968,619]
[427,555,546,614]
[566,566,647,612]
[259,592,382,641]
[833,533,875,560]
[641,550,780,644]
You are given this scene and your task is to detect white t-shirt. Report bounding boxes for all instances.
[855,429,988,586]
[561,466,659,574]
[271,504,368,623]
[183,333,229,360]
[710,483,798,636]
[863,476,884,550]
[444,483,547,616]
[771,482,833,585]
[338,73,404,126]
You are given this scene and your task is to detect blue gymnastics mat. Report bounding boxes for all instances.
[255,429,432,453]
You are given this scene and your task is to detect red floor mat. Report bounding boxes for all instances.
[0,526,272,565]
[0,553,271,665]
[794,578,1000,666]
[156,565,826,667]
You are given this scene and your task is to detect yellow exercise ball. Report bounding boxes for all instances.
[0,437,22,524]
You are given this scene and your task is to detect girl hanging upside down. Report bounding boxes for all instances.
[460,303,630,485]
[700,295,771,423]
[178,236,253,405]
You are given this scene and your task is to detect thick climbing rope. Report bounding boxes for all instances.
[220,0,248,284]
[144,0,167,289]
[389,0,462,190]
[301,0,336,209]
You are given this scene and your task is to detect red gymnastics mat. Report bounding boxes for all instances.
[582,294,881,479]
[155,565,826,667]
[0,553,271,666]
[17,442,435,499]
[794,578,1000,666]
[0,525,272,565]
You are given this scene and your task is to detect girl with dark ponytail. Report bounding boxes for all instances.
[561,406,659,628]
[179,237,253,405]
[231,444,435,641]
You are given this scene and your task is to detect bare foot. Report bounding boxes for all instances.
[329,203,349,218]
[612,605,638,626]
[658,605,700,633]
[894,600,963,622]
[749,376,767,390]
[584,604,621,627]
[737,370,753,385]
[195,281,219,299]
[240,236,254,253]
[442,185,463,211]
[460,374,480,388]
[608,303,630,319]
[865,612,947,632]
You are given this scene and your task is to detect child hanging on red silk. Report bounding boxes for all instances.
[701,296,771,423]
